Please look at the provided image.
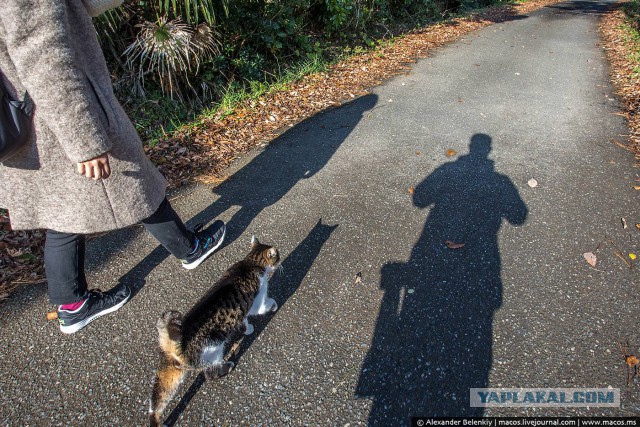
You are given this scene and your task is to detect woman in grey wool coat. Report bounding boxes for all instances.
[0,0,226,333]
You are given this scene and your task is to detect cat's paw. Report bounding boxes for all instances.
[204,362,235,380]
[218,361,235,378]
[257,298,277,314]
[244,322,254,335]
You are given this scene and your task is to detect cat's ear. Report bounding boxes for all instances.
[251,235,259,248]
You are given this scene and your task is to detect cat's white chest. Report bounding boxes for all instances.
[258,266,273,287]
[247,267,277,316]
[200,343,224,365]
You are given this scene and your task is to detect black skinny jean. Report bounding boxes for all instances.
[44,198,194,305]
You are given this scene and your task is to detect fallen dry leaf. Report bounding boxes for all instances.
[630,253,637,260]
[528,178,538,188]
[634,186,640,190]
[6,248,23,258]
[621,217,628,229]
[584,252,597,267]
[636,223,640,231]
[408,187,415,195]
[354,272,363,285]
[446,149,457,157]
[229,339,242,356]
[445,240,465,249]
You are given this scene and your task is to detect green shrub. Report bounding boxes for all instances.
[624,0,640,31]
[93,0,510,133]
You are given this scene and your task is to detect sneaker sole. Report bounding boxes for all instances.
[59,290,132,334]
[182,226,226,270]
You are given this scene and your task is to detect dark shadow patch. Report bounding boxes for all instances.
[546,0,619,17]
[356,134,528,423]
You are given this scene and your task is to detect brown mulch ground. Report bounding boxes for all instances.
[0,219,45,301]
[0,0,573,301]
[599,5,640,166]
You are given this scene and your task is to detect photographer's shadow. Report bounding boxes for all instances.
[357,134,528,423]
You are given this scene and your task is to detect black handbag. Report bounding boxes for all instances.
[0,75,34,162]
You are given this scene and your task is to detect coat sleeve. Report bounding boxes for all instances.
[0,0,113,163]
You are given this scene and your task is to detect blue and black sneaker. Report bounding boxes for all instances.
[57,285,131,334]
[181,220,226,270]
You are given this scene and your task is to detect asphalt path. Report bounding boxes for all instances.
[1,0,639,425]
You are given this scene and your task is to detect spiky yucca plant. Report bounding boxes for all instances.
[123,17,219,99]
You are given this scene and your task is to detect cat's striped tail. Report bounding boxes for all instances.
[149,363,186,427]
[149,310,186,426]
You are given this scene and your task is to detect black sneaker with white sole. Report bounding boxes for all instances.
[181,220,226,270]
[57,285,132,334]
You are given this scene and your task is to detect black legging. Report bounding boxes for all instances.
[44,198,194,305]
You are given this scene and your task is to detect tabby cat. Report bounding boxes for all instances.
[148,236,280,426]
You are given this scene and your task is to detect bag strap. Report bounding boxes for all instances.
[0,68,33,115]
[0,70,7,100]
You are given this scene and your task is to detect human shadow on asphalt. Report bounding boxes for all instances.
[190,94,375,248]
[356,134,528,423]
[162,219,339,427]
[95,94,376,299]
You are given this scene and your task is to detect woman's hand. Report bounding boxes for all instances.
[77,153,111,180]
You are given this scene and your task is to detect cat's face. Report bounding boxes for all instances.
[250,236,280,268]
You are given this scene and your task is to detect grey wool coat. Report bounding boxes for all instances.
[0,0,167,234]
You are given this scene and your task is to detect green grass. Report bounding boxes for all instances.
[621,0,640,76]
[125,53,331,143]
[205,53,329,118]
[125,95,197,147]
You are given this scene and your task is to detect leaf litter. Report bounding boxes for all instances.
[599,10,640,167]
[0,210,45,300]
[445,240,466,249]
[587,236,635,270]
